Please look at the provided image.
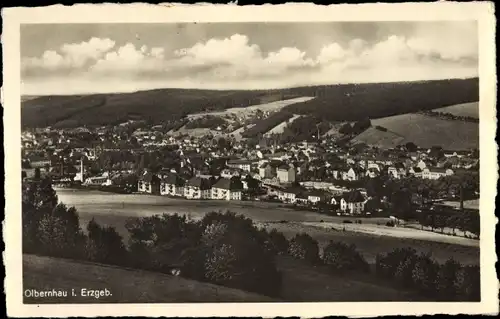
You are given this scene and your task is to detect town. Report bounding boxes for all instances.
[21,118,480,232]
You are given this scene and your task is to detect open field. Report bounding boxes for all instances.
[261,222,479,265]
[369,113,478,150]
[187,97,315,119]
[167,125,225,138]
[434,102,479,118]
[23,254,273,303]
[56,189,479,266]
[264,114,302,135]
[440,199,480,210]
[351,126,406,149]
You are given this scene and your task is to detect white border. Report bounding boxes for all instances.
[2,3,498,317]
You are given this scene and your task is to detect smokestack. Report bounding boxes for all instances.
[81,157,84,182]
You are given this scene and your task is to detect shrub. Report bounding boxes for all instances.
[375,247,418,280]
[265,228,289,255]
[343,220,353,224]
[199,212,282,297]
[456,265,480,301]
[34,203,87,259]
[288,233,320,264]
[125,213,202,273]
[86,218,129,266]
[436,258,463,300]
[322,241,369,273]
[386,220,396,227]
[411,253,440,296]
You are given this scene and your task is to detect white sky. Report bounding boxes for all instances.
[21,21,478,95]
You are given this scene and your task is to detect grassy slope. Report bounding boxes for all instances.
[351,126,406,149]
[23,254,274,303]
[21,78,479,128]
[434,102,479,118]
[276,256,425,301]
[358,113,479,150]
[23,253,424,303]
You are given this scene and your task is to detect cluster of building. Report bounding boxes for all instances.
[22,121,479,216]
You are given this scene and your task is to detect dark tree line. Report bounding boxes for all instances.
[376,248,480,301]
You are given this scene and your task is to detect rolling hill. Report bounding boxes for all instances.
[433,102,479,118]
[23,254,274,303]
[353,113,479,150]
[21,78,479,129]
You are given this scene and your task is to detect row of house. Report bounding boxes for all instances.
[273,185,367,215]
[138,171,244,201]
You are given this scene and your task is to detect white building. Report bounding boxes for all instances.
[211,178,243,201]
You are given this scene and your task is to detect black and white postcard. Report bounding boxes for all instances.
[3,2,498,317]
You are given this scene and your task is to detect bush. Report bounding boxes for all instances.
[411,253,439,296]
[288,233,320,264]
[375,247,418,280]
[198,212,282,297]
[435,258,462,300]
[322,241,369,273]
[386,220,396,227]
[86,218,129,266]
[263,228,289,256]
[343,220,353,224]
[455,265,480,301]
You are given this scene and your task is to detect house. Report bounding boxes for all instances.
[277,164,296,183]
[138,171,161,194]
[343,167,362,181]
[259,162,276,179]
[366,167,379,178]
[367,162,381,171]
[29,155,51,169]
[83,175,112,186]
[422,167,454,180]
[184,176,212,199]
[340,191,366,215]
[416,159,431,170]
[295,193,309,205]
[307,189,327,205]
[220,168,240,179]
[160,173,185,197]
[211,178,243,201]
[227,159,253,172]
[278,186,302,203]
[409,167,423,178]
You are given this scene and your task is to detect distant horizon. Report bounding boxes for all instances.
[21,22,478,95]
[20,76,479,97]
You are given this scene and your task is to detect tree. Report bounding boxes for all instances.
[288,233,320,264]
[352,118,371,134]
[411,253,439,296]
[339,123,352,135]
[263,228,289,256]
[405,142,418,152]
[198,212,282,297]
[34,168,41,180]
[437,258,462,300]
[322,241,369,273]
[86,218,129,266]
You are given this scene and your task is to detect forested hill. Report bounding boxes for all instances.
[282,78,479,121]
[21,78,478,128]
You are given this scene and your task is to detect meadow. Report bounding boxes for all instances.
[57,189,480,266]
[434,102,479,118]
[369,113,479,150]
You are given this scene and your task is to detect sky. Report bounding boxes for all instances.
[20,21,478,95]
